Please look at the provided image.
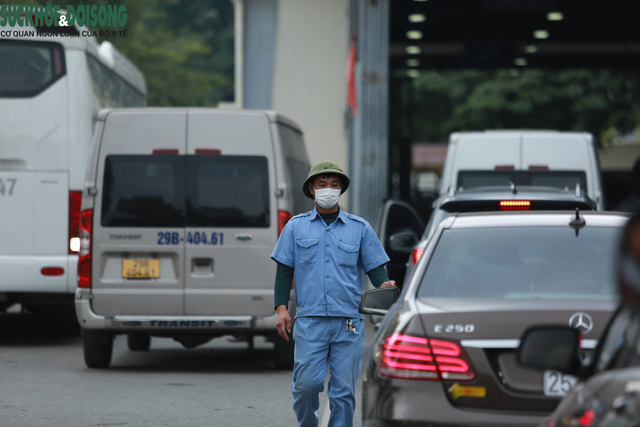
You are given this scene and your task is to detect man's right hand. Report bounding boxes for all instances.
[276,305,292,341]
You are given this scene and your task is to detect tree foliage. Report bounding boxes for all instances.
[411,69,640,146]
[35,0,235,106]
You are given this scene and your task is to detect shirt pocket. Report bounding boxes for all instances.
[296,238,319,264]
[338,241,359,268]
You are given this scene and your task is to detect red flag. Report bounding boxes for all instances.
[347,35,357,115]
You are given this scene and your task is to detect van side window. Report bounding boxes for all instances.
[186,156,270,228]
[101,155,185,227]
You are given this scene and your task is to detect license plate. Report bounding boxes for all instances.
[543,370,577,397]
[122,258,160,279]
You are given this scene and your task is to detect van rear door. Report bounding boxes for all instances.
[91,111,187,316]
[184,111,277,316]
[450,134,520,189]
[522,133,593,193]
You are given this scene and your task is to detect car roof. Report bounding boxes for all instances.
[441,186,591,203]
[449,211,630,230]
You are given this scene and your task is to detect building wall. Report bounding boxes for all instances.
[242,0,278,110]
[271,0,350,206]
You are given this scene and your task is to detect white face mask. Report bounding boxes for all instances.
[314,188,341,209]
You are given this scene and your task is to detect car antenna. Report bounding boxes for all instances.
[509,180,517,195]
[569,207,586,237]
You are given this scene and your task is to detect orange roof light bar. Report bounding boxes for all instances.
[500,200,531,210]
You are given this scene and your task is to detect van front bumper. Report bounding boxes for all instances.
[75,289,284,334]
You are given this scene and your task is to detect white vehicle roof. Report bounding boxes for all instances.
[97,108,303,133]
[450,130,593,142]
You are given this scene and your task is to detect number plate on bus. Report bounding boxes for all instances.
[543,370,577,397]
[122,258,160,279]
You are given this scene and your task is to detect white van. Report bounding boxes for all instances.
[0,19,146,320]
[440,131,604,210]
[75,108,312,369]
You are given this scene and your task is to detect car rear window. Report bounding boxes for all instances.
[0,40,66,97]
[101,156,185,227]
[418,227,619,299]
[457,170,587,192]
[186,155,270,228]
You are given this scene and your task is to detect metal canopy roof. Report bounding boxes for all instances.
[391,0,640,69]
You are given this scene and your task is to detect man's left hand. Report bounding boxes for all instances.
[380,280,396,288]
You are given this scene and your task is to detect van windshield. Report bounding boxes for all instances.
[457,170,587,192]
[0,40,66,97]
[186,156,270,228]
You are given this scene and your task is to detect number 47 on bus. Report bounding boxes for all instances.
[0,178,16,196]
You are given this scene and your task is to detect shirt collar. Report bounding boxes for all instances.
[310,206,347,223]
[310,207,320,221]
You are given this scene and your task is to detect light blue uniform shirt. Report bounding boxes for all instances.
[271,207,390,320]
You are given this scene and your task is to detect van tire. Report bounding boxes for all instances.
[274,338,295,370]
[81,330,113,369]
[127,333,151,351]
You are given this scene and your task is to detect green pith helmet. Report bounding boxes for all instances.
[302,161,351,200]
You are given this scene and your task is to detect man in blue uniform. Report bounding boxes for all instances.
[271,161,396,427]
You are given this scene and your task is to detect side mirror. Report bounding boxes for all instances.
[359,287,400,316]
[516,326,581,375]
[390,231,418,253]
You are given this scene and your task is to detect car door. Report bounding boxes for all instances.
[183,111,278,316]
[546,307,640,426]
[374,200,424,286]
[91,110,187,316]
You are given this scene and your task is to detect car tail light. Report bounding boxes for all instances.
[578,410,595,426]
[379,334,475,381]
[195,149,221,155]
[278,211,292,236]
[500,200,531,210]
[529,165,549,170]
[411,248,424,265]
[77,209,93,288]
[494,165,515,170]
[69,191,82,254]
[152,149,179,155]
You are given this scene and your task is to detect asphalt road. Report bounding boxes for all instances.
[0,310,376,427]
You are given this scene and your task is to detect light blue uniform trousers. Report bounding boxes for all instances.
[292,316,365,427]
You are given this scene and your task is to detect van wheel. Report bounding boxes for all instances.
[127,333,151,351]
[81,330,113,369]
[274,338,295,370]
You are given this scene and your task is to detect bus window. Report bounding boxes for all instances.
[0,40,66,98]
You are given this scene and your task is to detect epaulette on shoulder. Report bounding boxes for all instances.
[344,212,369,226]
[290,211,311,221]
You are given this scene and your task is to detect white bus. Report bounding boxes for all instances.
[0,17,147,321]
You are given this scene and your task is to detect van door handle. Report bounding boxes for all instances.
[194,258,211,267]
[235,233,253,241]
